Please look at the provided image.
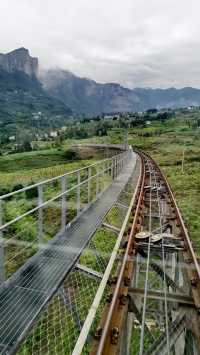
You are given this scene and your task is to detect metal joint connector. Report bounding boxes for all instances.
[106,293,113,303]
[119,293,128,305]
[124,276,131,286]
[94,327,103,340]
[191,278,198,287]
[111,327,119,344]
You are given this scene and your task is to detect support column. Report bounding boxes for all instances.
[77,171,81,215]
[38,184,43,243]
[96,166,99,198]
[61,176,67,231]
[0,200,5,284]
[88,167,91,204]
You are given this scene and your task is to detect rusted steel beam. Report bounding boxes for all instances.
[91,149,200,355]
[90,155,146,355]
[129,287,194,306]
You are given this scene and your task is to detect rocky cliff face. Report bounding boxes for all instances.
[0,48,38,76]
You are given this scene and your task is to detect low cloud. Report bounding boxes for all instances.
[0,0,200,88]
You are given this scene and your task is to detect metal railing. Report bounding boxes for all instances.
[0,149,131,283]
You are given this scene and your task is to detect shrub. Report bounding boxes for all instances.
[0,186,11,197]
[25,185,38,199]
[63,149,79,161]
[12,184,24,192]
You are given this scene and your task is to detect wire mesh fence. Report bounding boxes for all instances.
[0,151,129,282]
[17,164,140,355]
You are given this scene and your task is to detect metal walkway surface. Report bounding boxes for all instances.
[0,153,137,354]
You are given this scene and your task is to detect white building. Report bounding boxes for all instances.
[50,131,58,138]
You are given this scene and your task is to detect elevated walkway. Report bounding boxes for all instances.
[0,152,137,354]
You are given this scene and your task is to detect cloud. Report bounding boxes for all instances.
[0,0,200,88]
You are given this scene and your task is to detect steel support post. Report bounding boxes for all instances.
[77,170,81,215]
[112,156,114,180]
[119,311,129,355]
[0,200,5,284]
[177,254,184,288]
[112,157,115,180]
[134,254,140,287]
[88,167,91,204]
[116,155,119,177]
[61,176,67,231]
[38,184,43,243]
[114,155,117,179]
[123,260,140,355]
[103,162,106,191]
[61,286,82,330]
[96,166,99,198]
[109,160,111,181]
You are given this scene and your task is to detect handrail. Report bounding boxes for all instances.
[0,165,108,232]
[0,150,129,233]
[0,150,125,201]
[0,146,131,284]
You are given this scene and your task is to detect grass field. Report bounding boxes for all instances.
[1,112,200,257]
[1,116,199,250]
[0,148,98,189]
[0,149,68,172]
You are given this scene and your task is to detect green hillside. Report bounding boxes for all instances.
[0,70,72,139]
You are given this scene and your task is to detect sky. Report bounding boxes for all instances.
[0,0,200,89]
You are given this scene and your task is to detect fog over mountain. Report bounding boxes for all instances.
[0,48,72,137]
[1,48,200,116]
[40,68,200,114]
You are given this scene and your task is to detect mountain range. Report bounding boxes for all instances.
[40,69,200,114]
[1,47,200,138]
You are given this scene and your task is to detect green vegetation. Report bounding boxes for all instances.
[0,69,72,142]
[0,144,115,279]
[0,148,96,189]
[3,106,198,354]
[0,149,73,172]
[1,106,200,269]
[1,107,200,261]
[127,111,200,253]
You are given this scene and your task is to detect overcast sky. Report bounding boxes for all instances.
[0,0,200,88]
